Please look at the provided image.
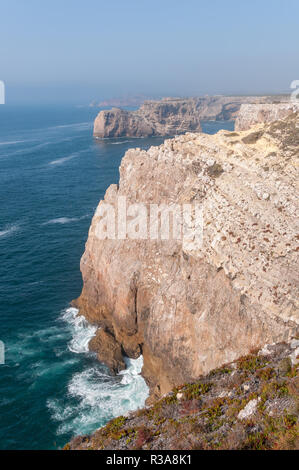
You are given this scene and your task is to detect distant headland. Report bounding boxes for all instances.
[92,95,289,138]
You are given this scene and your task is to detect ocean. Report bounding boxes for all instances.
[0,105,234,449]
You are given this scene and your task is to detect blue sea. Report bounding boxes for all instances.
[0,105,234,449]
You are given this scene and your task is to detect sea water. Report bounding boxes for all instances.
[0,105,233,449]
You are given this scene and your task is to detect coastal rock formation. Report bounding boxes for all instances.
[67,341,299,450]
[235,103,299,131]
[93,96,285,138]
[77,113,299,401]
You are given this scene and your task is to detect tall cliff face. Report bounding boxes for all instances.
[77,113,299,401]
[93,96,283,138]
[235,103,299,131]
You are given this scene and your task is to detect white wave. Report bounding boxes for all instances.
[0,223,20,238]
[0,141,52,159]
[46,122,92,131]
[49,154,77,165]
[47,356,148,436]
[42,214,89,225]
[119,356,144,384]
[47,308,149,436]
[43,217,77,224]
[62,307,97,354]
[49,147,90,166]
[110,140,134,145]
[0,139,36,146]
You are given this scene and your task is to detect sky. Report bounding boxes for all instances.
[0,0,298,104]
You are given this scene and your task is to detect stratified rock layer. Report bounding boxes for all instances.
[235,103,299,131]
[93,96,284,138]
[77,113,299,400]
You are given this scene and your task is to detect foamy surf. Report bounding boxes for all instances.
[47,357,149,436]
[110,140,134,145]
[49,154,77,165]
[0,139,36,146]
[42,214,90,225]
[43,217,78,225]
[62,307,97,353]
[47,307,149,436]
[0,141,52,159]
[49,148,90,166]
[46,122,92,131]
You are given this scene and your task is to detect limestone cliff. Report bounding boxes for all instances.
[235,103,299,131]
[77,113,299,401]
[93,96,284,138]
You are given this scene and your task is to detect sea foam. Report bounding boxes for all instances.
[62,307,97,353]
[47,308,149,436]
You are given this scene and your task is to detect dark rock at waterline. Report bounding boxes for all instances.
[89,329,126,374]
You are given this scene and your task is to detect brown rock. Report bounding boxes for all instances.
[89,329,126,374]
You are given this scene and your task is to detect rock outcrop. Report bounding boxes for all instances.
[77,113,299,401]
[89,329,126,374]
[66,340,299,450]
[235,103,299,131]
[93,96,285,138]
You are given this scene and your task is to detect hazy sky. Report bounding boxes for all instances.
[1,0,298,103]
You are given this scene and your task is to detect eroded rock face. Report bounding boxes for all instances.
[66,341,299,451]
[93,99,203,138]
[77,113,299,400]
[89,329,125,374]
[235,103,299,131]
[93,96,284,138]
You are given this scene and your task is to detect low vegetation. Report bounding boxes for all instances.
[65,341,299,450]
